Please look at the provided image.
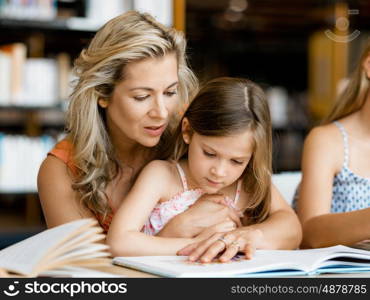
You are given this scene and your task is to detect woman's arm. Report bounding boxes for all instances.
[38,155,95,228]
[298,127,370,248]
[178,184,302,262]
[246,184,302,249]
[107,161,213,257]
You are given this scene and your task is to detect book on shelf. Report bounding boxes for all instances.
[0,42,72,107]
[0,134,55,192]
[0,219,111,277]
[57,52,72,101]
[0,50,11,104]
[0,43,26,104]
[23,57,58,106]
[113,245,370,278]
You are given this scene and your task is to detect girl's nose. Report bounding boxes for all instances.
[211,162,227,178]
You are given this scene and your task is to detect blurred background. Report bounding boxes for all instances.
[0,0,369,248]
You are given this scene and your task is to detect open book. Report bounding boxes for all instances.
[113,245,370,277]
[0,219,111,277]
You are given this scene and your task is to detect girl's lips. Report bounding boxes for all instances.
[206,178,223,186]
[144,124,166,137]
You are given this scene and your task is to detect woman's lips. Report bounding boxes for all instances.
[144,124,166,137]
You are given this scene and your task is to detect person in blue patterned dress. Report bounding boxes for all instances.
[297,41,370,248]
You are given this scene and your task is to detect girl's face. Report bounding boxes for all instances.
[182,119,254,193]
[103,53,179,148]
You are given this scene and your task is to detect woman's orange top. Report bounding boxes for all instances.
[48,139,113,232]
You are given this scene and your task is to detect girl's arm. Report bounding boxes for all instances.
[178,184,302,262]
[157,194,242,238]
[298,127,370,248]
[38,156,96,228]
[107,161,209,257]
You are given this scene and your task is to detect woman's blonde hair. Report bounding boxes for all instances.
[162,77,272,224]
[66,11,198,219]
[323,41,370,123]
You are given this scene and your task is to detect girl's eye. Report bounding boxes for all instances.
[164,90,177,97]
[133,95,150,101]
[231,160,244,165]
[203,150,216,157]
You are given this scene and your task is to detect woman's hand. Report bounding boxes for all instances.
[193,220,237,242]
[177,227,263,263]
[157,194,242,238]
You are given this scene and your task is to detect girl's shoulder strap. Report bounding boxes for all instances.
[175,162,188,191]
[234,179,243,204]
[333,121,349,167]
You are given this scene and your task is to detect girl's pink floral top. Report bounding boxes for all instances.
[142,162,242,235]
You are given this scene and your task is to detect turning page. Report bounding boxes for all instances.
[0,219,98,275]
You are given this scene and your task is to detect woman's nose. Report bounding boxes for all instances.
[148,95,168,119]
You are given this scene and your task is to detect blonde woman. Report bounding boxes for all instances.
[297,42,370,248]
[38,11,241,237]
[107,77,302,261]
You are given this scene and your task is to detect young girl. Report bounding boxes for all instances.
[107,77,301,261]
[297,42,370,248]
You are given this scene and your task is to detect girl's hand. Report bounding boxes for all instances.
[177,227,263,263]
[157,194,242,238]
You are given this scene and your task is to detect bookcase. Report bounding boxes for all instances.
[0,7,93,250]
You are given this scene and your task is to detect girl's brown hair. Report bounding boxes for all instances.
[162,77,272,224]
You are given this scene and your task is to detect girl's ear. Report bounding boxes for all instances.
[363,53,370,79]
[98,98,109,108]
[182,118,192,144]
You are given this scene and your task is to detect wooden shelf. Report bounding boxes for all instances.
[0,17,97,32]
[0,106,65,130]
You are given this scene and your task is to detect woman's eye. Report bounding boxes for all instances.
[164,90,177,97]
[134,95,149,101]
[203,150,216,157]
[231,160,244,165]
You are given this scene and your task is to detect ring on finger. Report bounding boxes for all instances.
[217,236,228,248]
[230,241,240,251]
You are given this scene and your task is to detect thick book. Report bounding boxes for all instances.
[113,245,370,277]
[0,219,111,277]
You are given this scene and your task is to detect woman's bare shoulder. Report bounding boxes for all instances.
[38,155,72,182]
[38,155,94,227]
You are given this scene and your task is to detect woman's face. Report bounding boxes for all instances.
[104,53,179,148]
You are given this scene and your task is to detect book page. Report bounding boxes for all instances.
[50,244,109,264]
[114,253,305,277]
[41,229,105,264]
[0,219,95,275]
[113,245,370,277]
